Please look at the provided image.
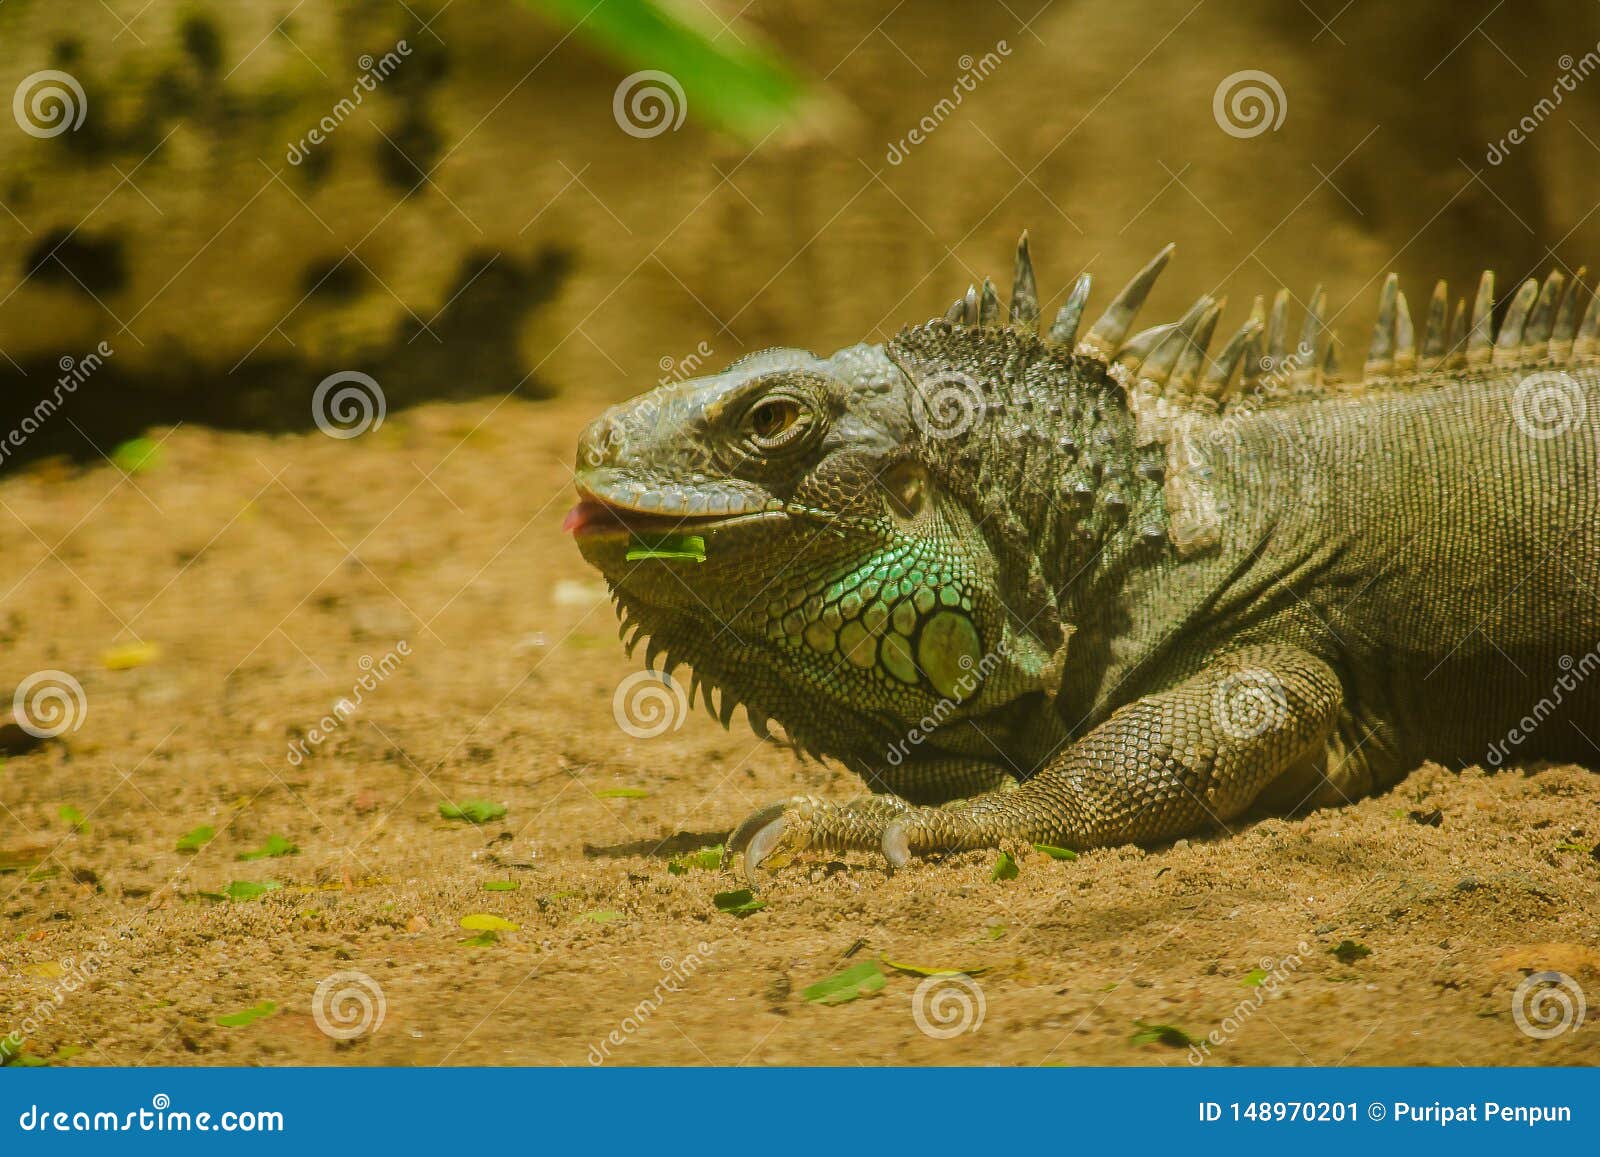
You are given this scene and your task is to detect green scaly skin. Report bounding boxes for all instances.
[567,241,1600,871]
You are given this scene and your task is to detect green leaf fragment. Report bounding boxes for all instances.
[58,804,88,832]
[216,1000,278,1028]
[1131,1020,1198,1048]
[880,958,987,977]
[577,909,627,924]
[111,437,162,474]
[224,879,282,901]
[803,961,886,1005]
[713,888,766,916]
[482,880,520,892]
[593,787,649,799]
[237,834,298,861]
[1032,843,1078,860]
[458,931,499,947]
[625,533,706,563]
[670,844,725,874]
[1242,968,1270,987]
[439,799,507,824]
[460,913,520,932]
[991,851,1019,881]
[176,825,214,853]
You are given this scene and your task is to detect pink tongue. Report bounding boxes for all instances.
[561,504,588,534]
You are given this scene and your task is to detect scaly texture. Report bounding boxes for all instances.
[567,233,1600,870]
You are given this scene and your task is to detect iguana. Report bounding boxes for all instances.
[565,234,1600,872]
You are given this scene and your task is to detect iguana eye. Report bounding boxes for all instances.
[747,398,806,449]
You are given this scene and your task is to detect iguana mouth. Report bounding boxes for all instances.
[563,498,759,537]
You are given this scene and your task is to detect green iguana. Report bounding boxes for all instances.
[565,234,1600,872]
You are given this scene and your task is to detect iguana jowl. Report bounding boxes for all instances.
[566,234,1600,870]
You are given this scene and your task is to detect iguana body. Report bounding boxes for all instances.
[566,236,1600,869]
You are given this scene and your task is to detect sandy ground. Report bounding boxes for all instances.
[1,396,1597,1067]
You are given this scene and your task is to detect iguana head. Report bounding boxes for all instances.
[566,235,1256,766]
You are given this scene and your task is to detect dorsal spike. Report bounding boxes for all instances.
[717,688,738,728]
[1523,270,1564,350]
[1551,267,1587,362]
[1080,243,1175,359]
[1009,231,1039,328]
[1575,276,1600,360]
[962,284,979,326]
[944,297,966,324]
[1492,278,1539,365]
[1321,336,1341,382]
[1049,272,1093,347]
[1467,270,1496,366]
[1421,280,1449,361]
[1114,322,1177,370]
[747,706,773,741]
[1141,295,1213,386]
[1266,288,1291,363]
[1298,284,1326,360]
[1204,318,1263,400]
[1393,290,1416,373]
[978,278,1001,326]
[1364,273,1399,379]
[1292,285,1326,387]
[1170,300,1224,392]
[1445,298,1468,368]
[1237,325,1266,395]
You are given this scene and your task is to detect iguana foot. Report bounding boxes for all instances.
[728,793,916,876]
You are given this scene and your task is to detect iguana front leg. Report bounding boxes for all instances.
[734,646,1342,870]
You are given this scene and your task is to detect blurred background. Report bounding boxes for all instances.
[4,0,1600,1067]
[4,0,1600,455]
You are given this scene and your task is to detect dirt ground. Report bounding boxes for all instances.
[1,395,1597,1067]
